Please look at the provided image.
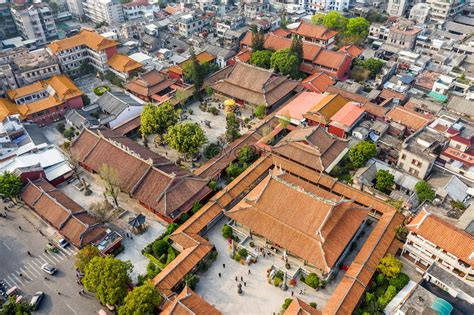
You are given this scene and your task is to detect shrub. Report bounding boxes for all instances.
[222,225,233,239]
[375,273,386,285]
[255,104,266,119]
[281,298,292,310]
[238,248,248,258]
[203,142,221,159]
[208,179,218,191]
[305,273,320,289]
[274,277,282,287]
[56,123,65,133]
[378,285,397,307]
[93,86,110,96]
[166,223,178,235]
[309,302,317,309]
[375,286,386,298]
[365,292,375,303]
[178,212,190,224]
[233,253,241,262]
[191,202,202,214]
[152,240,169,257]
[187,108,193,115]
[249,241,255,248]
[389,273,409,291]
[63,128,75,140]
[208,106,219,115]
[299,274,305,282]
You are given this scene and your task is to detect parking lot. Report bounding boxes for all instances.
[0,200,105,314]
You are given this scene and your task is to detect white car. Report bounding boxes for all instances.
[58,238,69,248]
[30,291,44,310]
[41,263,56,275]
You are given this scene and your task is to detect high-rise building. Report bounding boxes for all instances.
[82,0,124,25]
[65,0,84,18]
[0,4,19,41]
[387,0,409,16]
[427,0,465,24]
[10,3,58,45]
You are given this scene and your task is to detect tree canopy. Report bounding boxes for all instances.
[83,256,133,306]
[250,50,273,69]
[415,181,435,203]
[345,17,370,43]
[290,35,304,65]
[225,113,240,142]
[377,255,402,278]
[250,25,265,51]
[165,122,207,158]
[356,58,385,78]
[314,11,348,32]
[118,284,161,315]
[374,170,394,193]
[348,141,377,168]
[0,297,31,315]
[312,11,370,44]
[140,102,179,137]
[270,49,300,79]
[75,245,101,272]
[187,48,205,94]
[0,172,22,200]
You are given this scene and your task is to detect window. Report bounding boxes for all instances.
[411,159,422,167]
[401,154,406,160]
[408,168,419,176]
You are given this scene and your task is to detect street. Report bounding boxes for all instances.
[0,200,105,314]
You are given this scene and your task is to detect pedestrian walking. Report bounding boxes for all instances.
[218,273,221,278]
[19,273,22,277]
[223,263,225,269]
[57,291,61,295]
[44,249,47,254]
[291,291,294,297]
[78,291,82,295]
[248,269,251,275]
[18,226,21,230]
[303,288,306,295]
[240,276,243,281]
[244,282,246,287]
[235,276,238,282]
[81,289,85,295]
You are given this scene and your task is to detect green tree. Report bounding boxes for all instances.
[374,170,394,193]
[378,285,397,307]
[118,284,161,315]
[305,273,320,289]
[75,245,101,272]
[250,25,265,51]
[226,162,244,181]
[0,297,31,315]
[290,35,304,64]
[282,298,293,311]
[377,255,402,279]
[225,113,240,142]
[239,145,257,165]
[99,164,120,207]
[203,142,221,159]
[140,104,158,138]
[250,50,273,69]
[0,172,22,202]
[311,13,325,25]
[322,11,348,32]
[389,273,409,291]
[140,103,179,138]
[83,256,132,306]
[345,17,370,43]
[270,49,300,79]
[222,224,233,238]
[358,58,385,78]
[152,240,170,257]
[183,274,199,290]
[81,94,91,106]
[254,104,266,119]
[281,15,289,30]
[165,122,207,158]
[188,48,205,94]
[415,181,435,203]
[365,9,388,23]
[348,141,377,168]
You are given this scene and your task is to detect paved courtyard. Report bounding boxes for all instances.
[195,219,333,315]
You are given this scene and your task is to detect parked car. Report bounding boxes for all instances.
[30,291,44,310]
[41,264,56,275]
[58,239,69,248]
[46,242,58,253]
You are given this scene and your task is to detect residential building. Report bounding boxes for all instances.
[65,0,84,18]
[65,109,99,131]
[210,62,299,109]
[124,69,176,103]
[12,48,61,86]
[387,23,422,50]
[21,178,107,248]
[106,53,143,80]
[290,20,338,49]
[0,4,18,40]
[96,91,144,129]
[243,3,270,19]
[123,0,158,21]
[409,3,431,24]
[387,0,409,16]
[402,208,474,285]
[439,121,474,180]
[0,64,19,93]
[178,14,204,37]
[70,128,211,222]
[397,127,447,179]
[82,0,124,25]
[10,3,58,45]
[386,106,432,136]
[328,102,366,138]
[0,75,84,126]
[427,0,465,24]
[311,0,351,12]
[47,30,118,75]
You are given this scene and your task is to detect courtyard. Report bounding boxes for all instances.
[195,219,335,314]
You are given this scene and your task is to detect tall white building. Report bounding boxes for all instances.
[66,0,84,18]
[387,0,409,16]
[427,0,465,24]
[10,3,58,45]
[83,0,124,25]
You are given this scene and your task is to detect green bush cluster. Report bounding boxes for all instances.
[93,85,110,96]
[305,273,320,289]
[222,225,233,239]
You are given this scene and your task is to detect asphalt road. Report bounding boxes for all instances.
[0,200,105,314]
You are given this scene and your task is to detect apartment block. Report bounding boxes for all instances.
[47,30,118,75]
[427,0,465,24]
[178,14,205,37]
[83,0,124,25]
[65,0,84,18]
[10,3,58,45]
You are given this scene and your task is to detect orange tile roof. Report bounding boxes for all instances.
[292,21,338,41]
[284,298,321,315]
[47,29,118,54]
[313,49,348,70]
[273,28,291,37]
[407,208,474,266]
[304,94,349,125]
[338,45,363,59]
[235,49,252,63]
[47,75,83,101]
[301,72,335,93]
[6,81,45,99]
[161,286,221,315]
[386,106,432,131]
[107,54,142,73]
[329,102,365,129]
[0,98,20,120]
[277,91,328,122]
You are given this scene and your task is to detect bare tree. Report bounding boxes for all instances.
[89,200,117,224]
[99,164,120,207]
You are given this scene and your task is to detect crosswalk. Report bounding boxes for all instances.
[1,246,76,289]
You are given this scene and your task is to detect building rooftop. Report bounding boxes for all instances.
[427,263,474,298]
[47,29,118,54]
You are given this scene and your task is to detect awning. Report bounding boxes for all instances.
[428,91,448,103]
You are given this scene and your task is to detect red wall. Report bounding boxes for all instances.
[66,95,84,109]
[335,56,352,81]
[105,46,118,60]
[328,125,346,138]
